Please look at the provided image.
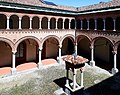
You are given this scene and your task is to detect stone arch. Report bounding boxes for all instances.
[61,34,75,45]
[0,14,7,29]
[0,37,13,50]
[15,36,40,51]
[41,17,48,29]
[76,19,81,29]
[64,19,69,29]
[106,17,114,30]
[10,15,19,29]
[32,16,39,29]
[50,17,56,29]
[58,18,63,29]
[116,17,120,30]
[41,35,60,47]
[83,19,87,29]
[97,18,103,30]
[89,18,95,30]
[76,34,91,44]
[92,36,114,46]
[71,19,75,29]
[93,36,114,70]
[21,15,30,29]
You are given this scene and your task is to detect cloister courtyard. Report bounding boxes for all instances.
[0,60,120,95]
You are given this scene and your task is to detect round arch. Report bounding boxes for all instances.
[57,18,63,29]
[32,16,39,29]
[61,34,75,45]
[92,36,114,46]
[0,37,13,50]
[0,14,7,29]
[76,34,91,44]
[93,36,114,70]
[15,36,40,50]
[41,17,48,29]
[10,15,19,29]
[50,17,56,29]
[21,15,30,29]
[41,35,60,47]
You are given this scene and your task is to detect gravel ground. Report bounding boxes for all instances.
[0,63,118,95]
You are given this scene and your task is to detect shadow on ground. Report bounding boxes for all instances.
[54,72,120,95]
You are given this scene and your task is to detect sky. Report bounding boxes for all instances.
[46,0,111,7]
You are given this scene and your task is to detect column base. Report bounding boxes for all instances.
[11,68,16,75]
[89,60,95,67]
[37,63,43,69]
[112,68,119,75]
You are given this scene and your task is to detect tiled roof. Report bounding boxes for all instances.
[77,0,120,12]
[0,0,120,12]
[0,0,77,11]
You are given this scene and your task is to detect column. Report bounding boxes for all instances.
[113,18,116,31]
[69,19,71,29]
[75,20,77,29]
[103,18,106,31]
[19,17,22,29]
[38,47,43,69]
[59,44,62,64]
[94,19,97,30]
[80,70,83,87]
[11,51,16,74]
[73,69,77,90]
[29,17,32,29]
[62,19,65,29]
[112,51,119,74]
[39,18,41,29]
[66,69,69,86]
[87,20,89,30]
[90,45,95,66]
[7,16,10,29]
[48,18,50,29]
[81,20,83,30]
[56,19,58,29]
[75,42,77,55]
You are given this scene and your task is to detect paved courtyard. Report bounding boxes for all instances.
[0,63,120,95]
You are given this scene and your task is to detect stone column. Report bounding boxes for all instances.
[62,19,65,29]
[56,19,58,29]
[75,42,77,55]
[103,18,106,31]
[81,20,83,30]
[59,44,62,64]
[39,18,41,29]
[80,70,84,87]
[29,17,32,29]
[19,17,22,29]
[90,45,95,66]
[75,20,77,29]
[94,19,97,30]
[11,51,16,74]
[112,51,119,74]
[87,20,89,30]
[48,18,50,29]
[73,69,77,90]
[69,19,71,29]
[113,18,116,31]
[38,47,43,69]
[66,69,69,86]
[7,16,10,29]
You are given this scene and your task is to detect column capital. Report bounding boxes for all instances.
[59,44,62,48]
[30,17,32,21]
[12,51,17,54]
[39,47,43,51]
[90,45,94,49]
[7,16,10,19]
[112,50,117,55]
[19,17,22,20]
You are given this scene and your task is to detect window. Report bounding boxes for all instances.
[16,43,24,58]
